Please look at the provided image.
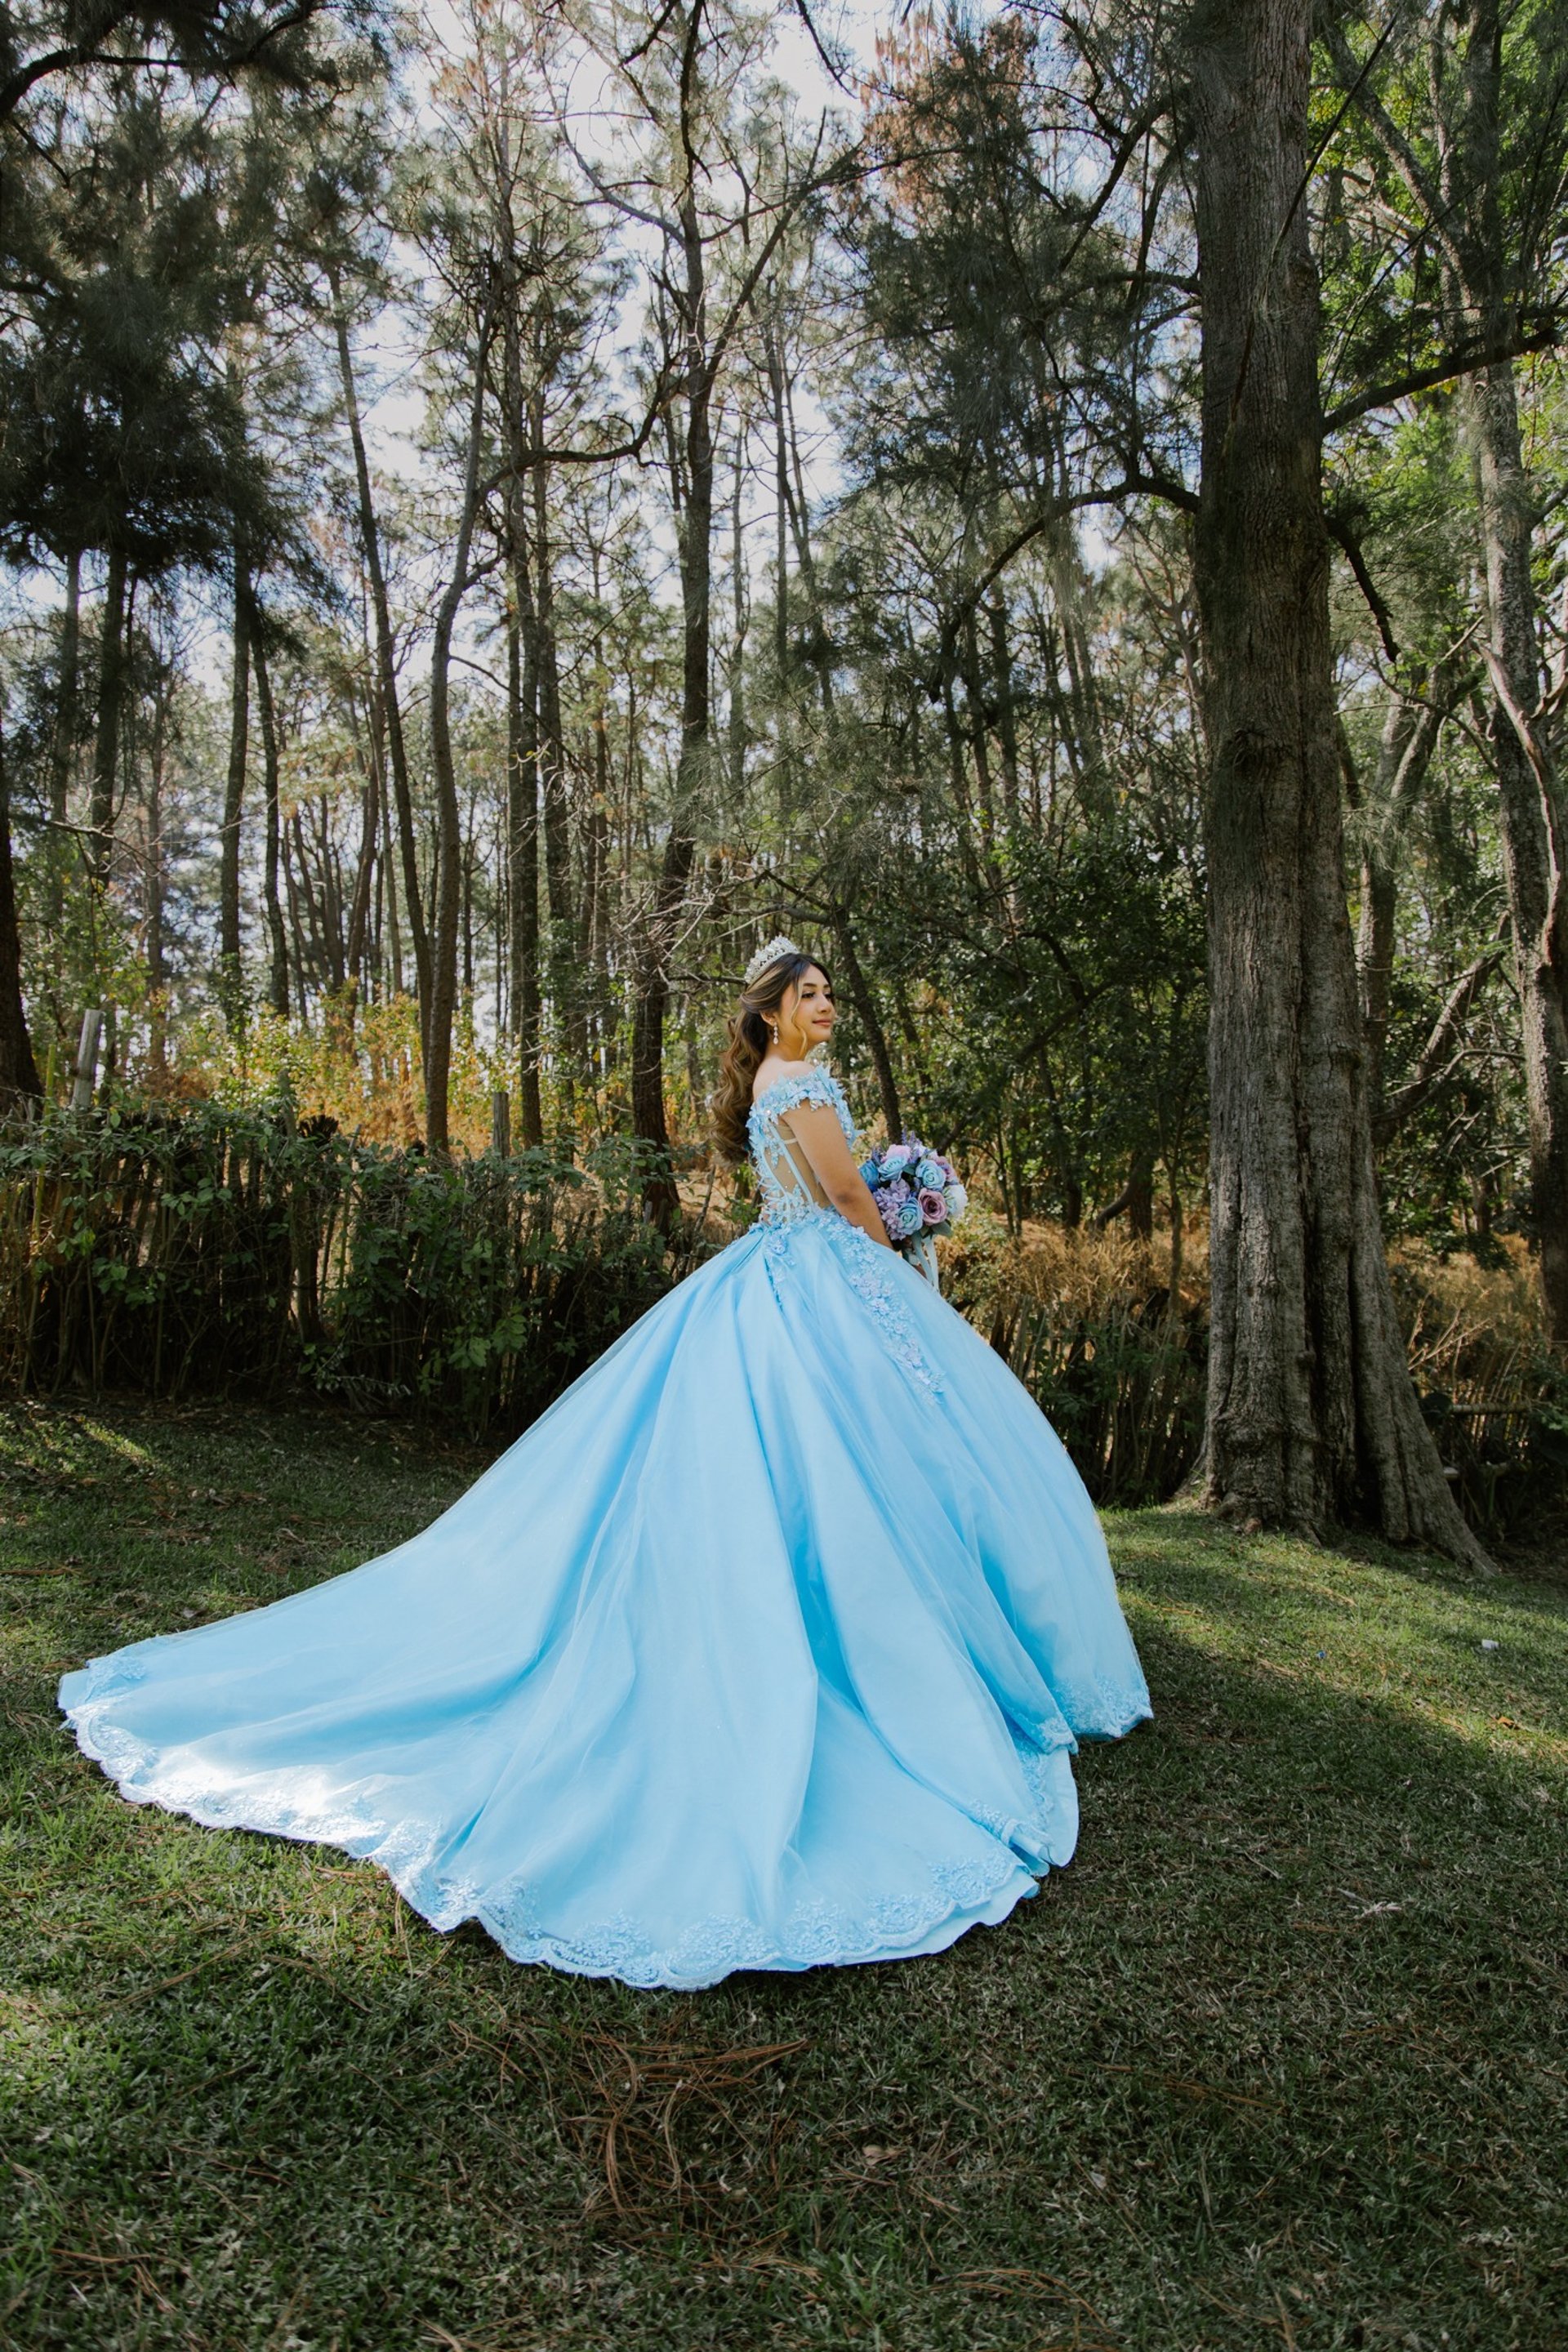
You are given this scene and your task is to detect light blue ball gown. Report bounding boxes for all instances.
[60,1069,1150,1989]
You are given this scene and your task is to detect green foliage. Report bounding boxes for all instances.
[0,1102,682,1437]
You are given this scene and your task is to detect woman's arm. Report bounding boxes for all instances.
[782,1103,893,1249]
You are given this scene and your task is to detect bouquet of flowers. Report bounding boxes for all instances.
[860,1136,968,1254]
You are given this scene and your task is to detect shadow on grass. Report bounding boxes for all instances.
[2,1426,1566,2352]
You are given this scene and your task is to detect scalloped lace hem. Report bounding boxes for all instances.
[56,1656,1132,1989]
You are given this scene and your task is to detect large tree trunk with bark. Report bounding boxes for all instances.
[1190,0,1486,1567]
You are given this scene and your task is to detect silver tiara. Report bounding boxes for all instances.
[743,934,801,989]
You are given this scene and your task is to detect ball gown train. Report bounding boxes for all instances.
[59,1068,1151,1989]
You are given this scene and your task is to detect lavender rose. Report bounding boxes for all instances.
[918,1187,947,1226]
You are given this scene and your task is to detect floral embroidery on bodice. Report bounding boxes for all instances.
[746,1067,941,1394]
[746,1066,856,1227]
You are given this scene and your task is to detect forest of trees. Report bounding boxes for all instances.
[2,0,1566,1561]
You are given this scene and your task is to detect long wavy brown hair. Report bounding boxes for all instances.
[711,950,831,1164]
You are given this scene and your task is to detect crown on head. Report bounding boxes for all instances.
[743,934,802,991]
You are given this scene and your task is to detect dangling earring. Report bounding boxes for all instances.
[767,1021,779,1045]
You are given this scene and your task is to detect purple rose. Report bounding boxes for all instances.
[918,1187,947,1226]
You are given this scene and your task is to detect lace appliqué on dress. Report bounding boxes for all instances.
[60,1649,1039,1992]
[748,1069,942,1396]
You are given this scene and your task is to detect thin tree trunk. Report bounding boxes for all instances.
[1439,0,1568,1344]
[219,552,251,1020]
[1190,0,1485,1566]
[987,595,1022,828]
[47,548,81,929]
[425,302,494,1154]
[506,607,545,1147]
[1353,688,1444,1116]
[330,272,431,1050]
[145,668,168,1080]
[1334,0,1568,1348]
[833,916,902,1140]
[89,542,127,890]
[0,713,42,1107]
[378,698,404,1000]
[252,639,288,1020]
[342,760,376,1016]
[631,175,714,1224]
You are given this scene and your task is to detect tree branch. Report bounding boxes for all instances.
[1374,952,1504,1147]
[1326,510,1399,660]
[1324,318,1566,434]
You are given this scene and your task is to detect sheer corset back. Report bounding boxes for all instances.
[747,1068,856,1227]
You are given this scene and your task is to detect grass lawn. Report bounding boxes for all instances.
[2,1395,1566,2352]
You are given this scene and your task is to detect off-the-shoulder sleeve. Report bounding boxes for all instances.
[751,1068,856,1143]
[755,1069,837,1118]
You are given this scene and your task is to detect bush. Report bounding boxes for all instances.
[0,1103,690,1441]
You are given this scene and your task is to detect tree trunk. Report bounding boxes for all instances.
[631,172,715,1224]
[832,916,902,1140]
[425,304,493,1155]
[219,552,251,1020]
[89,541,127,890]
[506,606,545,1147]
[1189,0,1486,1566]
[253,637,288,1020]
[1439,0,1568,1345]
[342,767,376,1017]
[1353,688,1445,1116]
[0,716,42,1108]
[331,273,431,1050]
[1465,355,1568,1340]
[145,667,168,1080]
[987,594,1022,830]
[47,547,81,929]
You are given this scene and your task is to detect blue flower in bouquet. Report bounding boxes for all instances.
[862,1134,969,1253]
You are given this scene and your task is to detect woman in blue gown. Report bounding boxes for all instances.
[60,942,1150,1989]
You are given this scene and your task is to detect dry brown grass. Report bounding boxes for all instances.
[1388,1236,1546,1398]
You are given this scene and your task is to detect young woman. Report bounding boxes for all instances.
[60,942,1148,1988]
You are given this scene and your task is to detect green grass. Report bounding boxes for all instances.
[2,1396,1566,2352]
